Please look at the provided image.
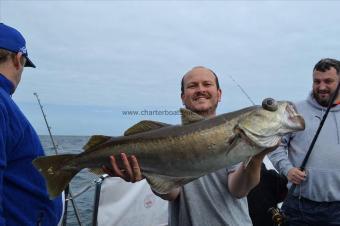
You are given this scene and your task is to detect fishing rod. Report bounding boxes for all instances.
[33,93,58,155]
[288,81,340,196]
[33,93,84,226]
[269,81,340,226]
[227,74,256,106]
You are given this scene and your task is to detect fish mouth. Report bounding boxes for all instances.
[285,103,305,131]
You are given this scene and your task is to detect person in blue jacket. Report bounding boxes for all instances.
[0,23,62,225]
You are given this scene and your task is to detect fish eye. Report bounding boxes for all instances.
[262,98,278,111]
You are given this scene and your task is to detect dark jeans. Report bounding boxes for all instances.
[282,195,340,226]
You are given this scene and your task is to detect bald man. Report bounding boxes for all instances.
[106,66,273,226]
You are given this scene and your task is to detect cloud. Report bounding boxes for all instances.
[2,1,340,134]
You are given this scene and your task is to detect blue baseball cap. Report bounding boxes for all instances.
[0,23,36,68]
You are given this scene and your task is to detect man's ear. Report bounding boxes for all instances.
[12,53,21,69]
[181,93,185,105]
[217,89,222,102]
[12,52,24,69]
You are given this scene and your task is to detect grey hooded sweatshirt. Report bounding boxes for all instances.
[269,94,340,202]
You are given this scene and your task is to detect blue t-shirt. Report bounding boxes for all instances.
[0,74,62,225]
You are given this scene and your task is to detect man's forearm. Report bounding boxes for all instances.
[268,136,294,176]
[228,157,262,198]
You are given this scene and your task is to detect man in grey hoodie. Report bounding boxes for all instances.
[269,58,340,226]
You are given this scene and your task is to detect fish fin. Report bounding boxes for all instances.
[89,168,106,175]
[32,154,79,199]
[124,120,171,136]
[83,135,112,150]
[243,156,253,168]
[180,108,205,125]
[144,173,197,194]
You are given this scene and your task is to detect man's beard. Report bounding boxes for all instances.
[313,90,336,107]
[185,102,218,118]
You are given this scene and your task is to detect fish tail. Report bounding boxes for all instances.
[32,154,78,199]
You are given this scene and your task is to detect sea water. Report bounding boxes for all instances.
[40,135,97,226]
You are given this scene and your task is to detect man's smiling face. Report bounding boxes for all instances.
[313,67,339,107]
[181,67,221,117]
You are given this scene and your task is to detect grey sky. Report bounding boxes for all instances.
[1,1,339,135]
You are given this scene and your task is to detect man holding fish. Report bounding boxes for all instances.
[105,66,303,225]
[33,65,304,224]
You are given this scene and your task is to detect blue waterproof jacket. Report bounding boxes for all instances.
[0,74,62,225]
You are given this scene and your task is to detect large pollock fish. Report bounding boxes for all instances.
[33,98,305,199]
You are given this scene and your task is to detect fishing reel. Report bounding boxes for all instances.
[268,207,285,226]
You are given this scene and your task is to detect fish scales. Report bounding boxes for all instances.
[32,100,305,198]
